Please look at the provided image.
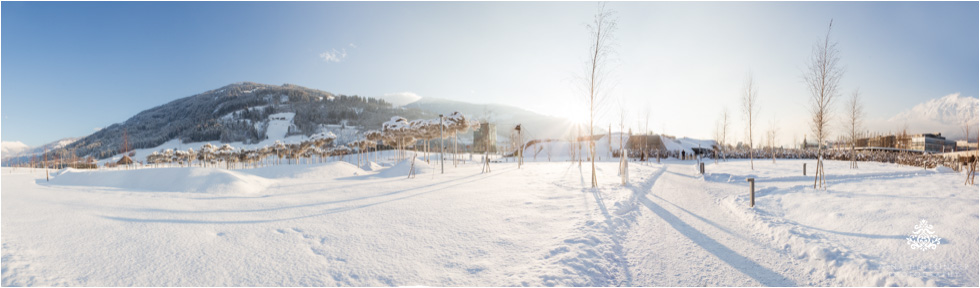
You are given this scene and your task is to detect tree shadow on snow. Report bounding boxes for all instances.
[783,219,911,241]
[633,187,795,286]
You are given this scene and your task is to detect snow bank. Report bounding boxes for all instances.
[48,167,272,194]
[245,161,367,179]
[360,161,384,171]
[931,165,956,173]
[708,159,978,286]
[375,157,434,178]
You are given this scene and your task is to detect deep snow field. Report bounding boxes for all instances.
[1,154,977,286]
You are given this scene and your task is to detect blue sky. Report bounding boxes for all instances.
[2,1,977,146]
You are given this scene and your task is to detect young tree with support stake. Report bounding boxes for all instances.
[845,89,863,169]
[617,99,630,183]
[741,74,760,171]
[804,20,844,190]
[581,2,617,188]
[767,118,778,164]
[719,107,730,162]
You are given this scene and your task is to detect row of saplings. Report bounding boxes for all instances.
[145,112,477,169]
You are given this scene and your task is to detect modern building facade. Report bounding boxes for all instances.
[956,140,979,152]
[849,132,957,153]
[909,133,956,153]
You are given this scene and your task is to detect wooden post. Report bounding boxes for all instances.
[699,162,705,175]
[803,163,807,176]
[746,178,755,207]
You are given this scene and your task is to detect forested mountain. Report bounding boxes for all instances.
[59,82,433,160]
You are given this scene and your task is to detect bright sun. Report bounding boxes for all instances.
[552,102,589,127]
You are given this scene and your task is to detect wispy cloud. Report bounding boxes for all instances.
[319,43,357,63]
[319,48,348,63]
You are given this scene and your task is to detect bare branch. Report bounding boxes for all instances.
[582,2,618,188]
[741,73,760,170]
[804,19,845,187]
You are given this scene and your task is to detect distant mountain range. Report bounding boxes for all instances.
[886,93,978,140]
[2,138,80,159]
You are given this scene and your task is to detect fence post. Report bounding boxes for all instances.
[746,178,755,207]
[803,163,807,176]
[700,162,705,174]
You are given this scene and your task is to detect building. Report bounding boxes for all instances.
[867,135,896,149]
[851,133,956,154]
[800,141,826,150]
[625,134,666,152]
[956,140,979,152]
[909,133,956,153]
[116,155,134,165]
[472,122,497,153]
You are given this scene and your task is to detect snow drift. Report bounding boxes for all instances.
[245,161,367,179]
[376,157,434,178]
[47,167,273,194]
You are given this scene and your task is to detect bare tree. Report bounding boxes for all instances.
[714,118,722,164]
[845,89,863,169]
[581,2,617,188]
[766,117,778,163]
[641,103,651,161]
[741,74,760,170]
[618,100,630,184]
[720,107,730,162]
[804,20,844,189]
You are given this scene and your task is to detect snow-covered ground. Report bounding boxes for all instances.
[2,155,976,286]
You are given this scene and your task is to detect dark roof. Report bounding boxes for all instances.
[116,155,134,164]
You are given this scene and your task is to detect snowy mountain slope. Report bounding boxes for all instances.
[41,82,432,161]
[93,112,326,166]
[887,93,978,140]
[1,141,30,157]
[1,138,80,161]
[380,92,422,107]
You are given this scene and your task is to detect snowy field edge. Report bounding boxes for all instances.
[2,156,977,286]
